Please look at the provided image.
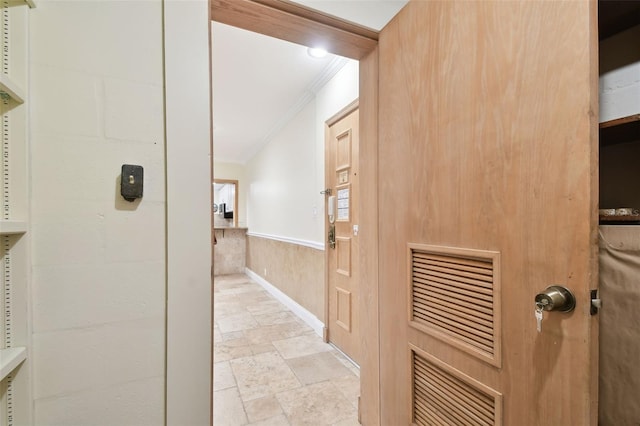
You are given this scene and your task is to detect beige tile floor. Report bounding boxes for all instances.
[214,273,361,426]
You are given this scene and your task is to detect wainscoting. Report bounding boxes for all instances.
[246,233,325,323]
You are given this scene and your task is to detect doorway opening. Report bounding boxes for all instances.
[211,15,363,426]
[209,2,392,424]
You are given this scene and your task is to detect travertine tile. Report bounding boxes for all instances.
[214,326,222,343]
[214,339,254,363]
[243,323,312,346]
[250,343,278,356]
[214,361,236,392]
[230,351,301,402]
[214,387,248,426]
[214,273,359,426]
[248,414,290,426]
[276,381,357,426]
[272,334,333,360]
[244,395,283,423]
[218,312,259,333]
[246,300,289,316]
[254,311,298,326]
[331,418,361,426]
[330,375,360,408]
[286,352,352,385]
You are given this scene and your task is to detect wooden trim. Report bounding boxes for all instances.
[599,113,640,129]
[358,47,380,426]
[253,0,379,41]
[209,3,215,424]
[326,99,360,127]
[324,121,331,347]
[211,0,378,60]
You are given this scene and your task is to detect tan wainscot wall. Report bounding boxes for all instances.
[246,235,325,323]
[214,227,247,275]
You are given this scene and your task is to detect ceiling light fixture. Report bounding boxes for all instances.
[307,47,328,58]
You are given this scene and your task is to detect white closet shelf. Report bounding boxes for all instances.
[0,73,25,104]
[0,347,27,382]
[4,0,35,8]
[0,220,27,235]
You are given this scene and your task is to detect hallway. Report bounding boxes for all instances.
[214,274,361,425]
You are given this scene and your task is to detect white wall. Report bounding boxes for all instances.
[164,1,212,424]
[246,102,318,241]
[30,2,165,423]
[29,1,212,424]
[245,60,358,243]
[214,161,247,227]
[599,24,640,122]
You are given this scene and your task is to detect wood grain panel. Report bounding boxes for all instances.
[378,1,598,424]
[336,237,351,276]
[337,287,352,332]
[211,0,377,60]
[336,129,352,171]
[409,244,501,367]
[358,48,380,426]
[411,345,502,426]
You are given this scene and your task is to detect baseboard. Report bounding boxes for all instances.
[245,268,325,337]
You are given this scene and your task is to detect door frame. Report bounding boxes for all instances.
[210,1,381,424]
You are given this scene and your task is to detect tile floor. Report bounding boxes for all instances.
[214,273,361,426]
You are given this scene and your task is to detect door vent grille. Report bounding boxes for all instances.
[409,244,501,367]
[411,348,501,426]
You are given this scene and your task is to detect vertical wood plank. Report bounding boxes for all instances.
[359,46,380,426]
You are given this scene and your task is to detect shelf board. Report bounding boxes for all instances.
[0,220,27,235]
[3,0,35,7]
[0,73,25,104]
[600,214,640,224]
[600,114,640,147]
[0,347,27,382]
[600,114,640,129]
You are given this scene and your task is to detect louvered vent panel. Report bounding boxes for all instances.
[409,246,500,365]
[412,351,496,426]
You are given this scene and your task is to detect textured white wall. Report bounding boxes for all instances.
[214,161,247,227]
[30,1,166,423]
[245,60,358,243]
[246,102,318,241]
[29,1,212,424]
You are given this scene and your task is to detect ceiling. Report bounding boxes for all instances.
[212,1,408,165]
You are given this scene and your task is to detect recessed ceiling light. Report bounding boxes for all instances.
[307,47,328,58]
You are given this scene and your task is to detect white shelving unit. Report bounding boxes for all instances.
[0,348,25,382]
[0,0,33,425]
[0,221,26,236]
[0,74,23,105]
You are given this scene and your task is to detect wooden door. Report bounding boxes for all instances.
[326,105,360,365]
[377,1,598,425]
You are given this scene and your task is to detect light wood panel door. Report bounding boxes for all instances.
[377,1,598,425]
[326,106,360,365]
